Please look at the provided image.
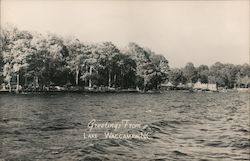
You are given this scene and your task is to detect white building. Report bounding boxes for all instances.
[193,81,217,91]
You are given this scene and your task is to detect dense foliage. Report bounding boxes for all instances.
[169,62,250,88]
[1,25,249,92]
[0,25,169,92]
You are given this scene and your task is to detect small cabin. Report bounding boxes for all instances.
[193,81,217,91]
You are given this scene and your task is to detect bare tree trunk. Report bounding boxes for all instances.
[108,70,111,88]
[24,75,27,89]
[156,80,159,90]
[16,74,19,93]
[143,74,147,92]
[89,78,92,88]
[121,73,124,89]
[84,78,87,87]
[24,69,27,89]
[33,76,36,90]
[8,80,11,92]
[35,76,39,89]
[114,74,117,88]
[89,66,93,88]
[143,78,146,92]
[33,76,39,90]
[76,69,79,86]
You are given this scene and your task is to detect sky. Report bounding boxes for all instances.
[1,0,249,68]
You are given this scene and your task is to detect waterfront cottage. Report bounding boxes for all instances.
[193,81,217,91]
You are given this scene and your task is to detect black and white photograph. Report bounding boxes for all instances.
[0,0,249,160]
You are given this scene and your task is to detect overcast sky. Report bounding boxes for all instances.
[1,0,249,67]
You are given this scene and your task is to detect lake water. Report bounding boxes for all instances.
[0,91,249,161]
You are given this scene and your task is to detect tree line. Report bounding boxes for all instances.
[0,25,169,92]
[0,25,249,92]
[169,62,250,88]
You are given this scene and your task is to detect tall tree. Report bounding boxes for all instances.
[96,42,120,87]
[126,43,156,91]
[113,53,137,89]
[2,26,32,92]
[149,53,170,89]
[28,34,48,89]
[197,65,209,83]
[169,68,186,86]
[65,38,87,86]
[1,25,17,91]
[183,62,198,83]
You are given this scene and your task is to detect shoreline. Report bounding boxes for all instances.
[0,88,246,95]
